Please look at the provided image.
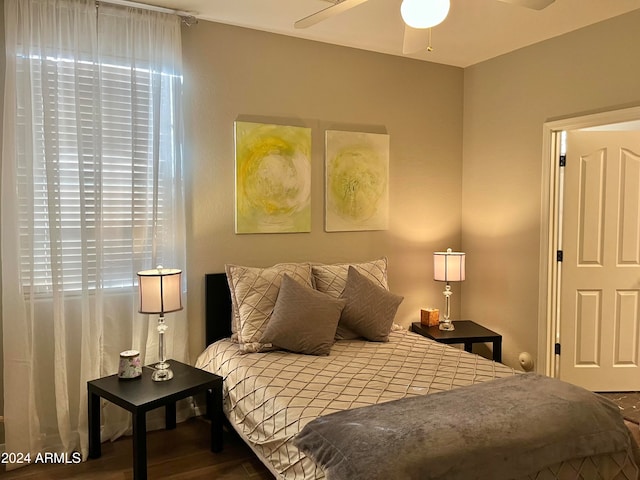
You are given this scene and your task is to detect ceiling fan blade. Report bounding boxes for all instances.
[402,25,430,55]
[496,0,555,10]
[295,0,370,29]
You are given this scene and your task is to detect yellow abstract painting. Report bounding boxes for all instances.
[325,130,389,232]
[235,121,311,233]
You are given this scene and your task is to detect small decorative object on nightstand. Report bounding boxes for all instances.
[118,350,142,379]
[420,308,440,327]
[433,248,465,331]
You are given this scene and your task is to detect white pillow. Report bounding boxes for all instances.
[312,257,388,296]
[225,262,314,353]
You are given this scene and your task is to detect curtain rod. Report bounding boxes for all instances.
[97,0,199,24]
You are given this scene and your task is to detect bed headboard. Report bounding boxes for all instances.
[205,273,232,346]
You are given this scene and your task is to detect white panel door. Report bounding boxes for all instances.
[560,131,640,391]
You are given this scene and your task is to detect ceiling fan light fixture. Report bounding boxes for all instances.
[400,0,450,29]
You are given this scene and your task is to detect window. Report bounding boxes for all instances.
[15,54,181,293]
[3,1,188,459]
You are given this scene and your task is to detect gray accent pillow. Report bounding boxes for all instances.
[260,274,346,356]
[340,266,403,342]
[312,258,389,340]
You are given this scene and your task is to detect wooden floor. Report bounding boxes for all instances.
[1,417,275,480]
[5,411,637,480]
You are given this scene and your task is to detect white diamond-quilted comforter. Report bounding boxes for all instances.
[195,329,517,479]
[196,329,640,480]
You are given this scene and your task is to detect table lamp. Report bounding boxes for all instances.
[433,248,465,331]
[137,266,183,381]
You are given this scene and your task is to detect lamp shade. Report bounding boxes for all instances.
[400,0,450,29]
[137,267,183,314]
[434,248,465,282]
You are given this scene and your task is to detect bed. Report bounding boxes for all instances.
[195,261,640,480]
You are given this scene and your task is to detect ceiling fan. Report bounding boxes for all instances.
[295,0,556,55]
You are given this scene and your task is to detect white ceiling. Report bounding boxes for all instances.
[139,0,640,68]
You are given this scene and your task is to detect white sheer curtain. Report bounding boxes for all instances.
[2,0,188,466]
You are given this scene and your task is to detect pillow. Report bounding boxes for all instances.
[312,258,389,339]
[339,266,403,342]
[225,262,314,352]
[312,257,388,297]
[260,274,345,355]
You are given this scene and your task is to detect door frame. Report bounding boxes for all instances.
[538,105,640,379]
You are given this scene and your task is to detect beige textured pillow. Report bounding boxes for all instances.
[260,275,345,356]
[225,262,314,352]
[312,258,388,339]
[340,266,403,342]
[312,257,388,297]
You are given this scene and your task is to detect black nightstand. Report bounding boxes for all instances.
[88,359,223,480]
[411,320,502,362]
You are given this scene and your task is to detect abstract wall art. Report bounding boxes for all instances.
[235,121,312,234]
[325,130,389,232]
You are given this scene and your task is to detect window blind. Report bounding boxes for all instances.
[15,54,178,293]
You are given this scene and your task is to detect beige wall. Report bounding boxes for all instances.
[462,10,640,369]
[4,8,637,384]
[182,22,464,360]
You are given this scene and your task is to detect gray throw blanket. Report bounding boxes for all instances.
[294,374,635,480]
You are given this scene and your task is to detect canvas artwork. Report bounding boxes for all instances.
[325,130,389,232]
[235,121,312,234]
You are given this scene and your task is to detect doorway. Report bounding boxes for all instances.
[539,106,640,391]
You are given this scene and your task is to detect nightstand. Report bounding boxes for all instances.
[411,320,502,362]
[88,359,223,480]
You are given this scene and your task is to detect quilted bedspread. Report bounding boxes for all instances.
[195,329,640,480]
[196,329,516,479]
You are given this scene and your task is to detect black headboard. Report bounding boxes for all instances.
[205,273,232,346]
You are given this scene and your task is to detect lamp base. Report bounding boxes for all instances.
[439,320,455,331]
[151,362,174,382]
